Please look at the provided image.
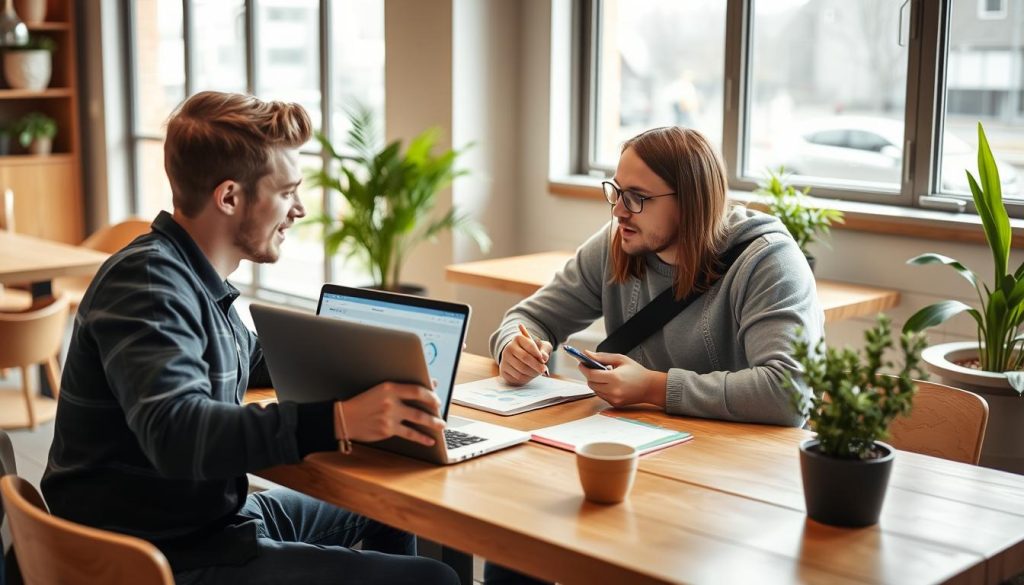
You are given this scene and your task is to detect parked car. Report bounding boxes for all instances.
[780,116,1021,197]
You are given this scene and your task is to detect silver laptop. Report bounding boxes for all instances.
[250,290,528,465]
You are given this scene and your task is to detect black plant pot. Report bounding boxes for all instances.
[799,438,894,527]
[804,254,817,273]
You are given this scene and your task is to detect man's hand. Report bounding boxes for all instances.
[339,382,445,446]
[577,351,667,408]
[499,329,553,385]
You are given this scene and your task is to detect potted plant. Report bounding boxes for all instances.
[309,103,490,293]
[13,111,55,154]
[756,166,844,272]
[1,34,54,90]
[903,122,1024,474]
[789,314,926,527]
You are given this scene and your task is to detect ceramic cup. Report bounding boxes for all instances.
[575,442,639,504]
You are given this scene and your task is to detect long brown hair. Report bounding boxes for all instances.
[610,127,729,299]
[164,91,312,217]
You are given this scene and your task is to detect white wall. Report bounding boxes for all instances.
[451,0,525,354]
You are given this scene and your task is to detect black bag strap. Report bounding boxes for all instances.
[596,237,760,355]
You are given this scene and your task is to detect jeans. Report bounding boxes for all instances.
[174,488,459,585]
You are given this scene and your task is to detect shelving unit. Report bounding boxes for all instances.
[0,0,82,244]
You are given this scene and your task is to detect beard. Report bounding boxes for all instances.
[234,211,280,264]
[617,221,677,258]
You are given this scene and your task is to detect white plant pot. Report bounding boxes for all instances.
[2,50,52,90]
[28,136,51,155]
[14,0,47,24]
[922,341,1024,474]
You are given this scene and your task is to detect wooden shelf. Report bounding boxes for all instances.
[0,154,74,166]
[27,22,71,31]
[0,88,73,100]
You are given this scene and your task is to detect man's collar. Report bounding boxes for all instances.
[151,211,240,307]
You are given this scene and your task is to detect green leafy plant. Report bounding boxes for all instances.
[13,112,56,148]
[902,123,1024,392]
[2,35,56,52]
[309,103,491,290]
[756,167,844,256]
[789,314,927,460]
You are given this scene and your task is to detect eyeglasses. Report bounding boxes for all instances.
[601,181,675,214]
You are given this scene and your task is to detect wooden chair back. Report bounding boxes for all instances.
[80,218,151,254]
[0,475,174,585]
[888,379,989,465]
[0,296,69,370]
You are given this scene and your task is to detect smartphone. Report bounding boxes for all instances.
[563,345,611,370]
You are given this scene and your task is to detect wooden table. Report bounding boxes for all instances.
[0,231,108,292]
[445,252,901,323]
[256,354,1024,584]
[0,231,108,404]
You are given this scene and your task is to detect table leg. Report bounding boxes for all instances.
[29,280,56,398]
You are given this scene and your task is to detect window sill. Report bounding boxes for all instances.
[548,176,1024,249]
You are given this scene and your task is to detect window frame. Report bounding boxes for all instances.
[122,0,375,300]
[577,0,1024,219]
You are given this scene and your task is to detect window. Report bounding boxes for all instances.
[578,0,1024,215]
[587,0,726,170]
[942,0,1022,200]
[126,0,385,299]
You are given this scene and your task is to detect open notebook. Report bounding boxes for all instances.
[453,376,594,416]
[531,413,693,455]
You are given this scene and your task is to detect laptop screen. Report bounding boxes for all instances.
[317,291,467,408]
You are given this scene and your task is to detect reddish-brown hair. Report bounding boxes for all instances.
[164,91,312,217]
[610,127,729,299]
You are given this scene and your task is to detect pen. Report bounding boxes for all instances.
[518,323,550,377]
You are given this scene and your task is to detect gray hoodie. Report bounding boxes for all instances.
[489,206,823,427]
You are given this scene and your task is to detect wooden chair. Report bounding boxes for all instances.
[53,218,151,311]
[0,475,174,585]
[0,296,69,430]
[888,379,989,465]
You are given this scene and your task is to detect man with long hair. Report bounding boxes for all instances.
[485,125,821,584]
[41,92,458,585]
[494,126,821,426]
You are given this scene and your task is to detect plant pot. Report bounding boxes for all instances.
[27,136,50,155]
[922,341,1024,474]
[13,0,46,24]
[2,50,51,90]
[365,283,428,297]
[0,133,10,156]
[804,254,816,273]
[798,438,894,527]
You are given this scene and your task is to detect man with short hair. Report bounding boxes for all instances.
[42,91,458,585]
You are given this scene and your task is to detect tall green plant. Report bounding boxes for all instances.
[756,166,844,256]
[902,123,1024,393]
[309,104,490,290]
[789,315,926,460]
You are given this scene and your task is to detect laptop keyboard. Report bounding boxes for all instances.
[444,428,487,449]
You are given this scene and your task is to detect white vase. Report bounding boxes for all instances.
[3,50,51,90]
[28,136,51,155]
[13,0,46,24]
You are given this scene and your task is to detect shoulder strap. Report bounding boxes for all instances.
[595,237,760,355]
